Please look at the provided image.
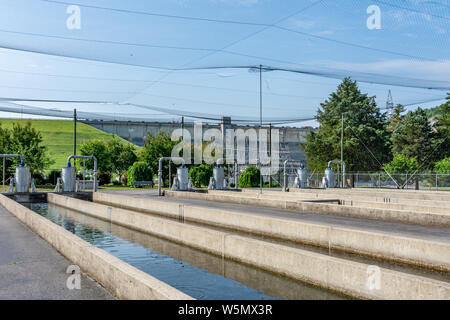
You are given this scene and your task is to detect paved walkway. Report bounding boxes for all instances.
[0,205,114,300]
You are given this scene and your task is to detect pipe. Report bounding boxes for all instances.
[216,158,224,167]
[216,158,239,189]
[328,160,346,188]
[1,154,25,192]
[283,160,304,192]
[158,157,185,196]
[0,154,25,167]
[67,155,98,192]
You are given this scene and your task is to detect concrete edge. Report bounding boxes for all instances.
[0,194,193,301]
[211,190,450,209]
[52,193,450,300]
[94,192,450,272]
[165,190,450,228]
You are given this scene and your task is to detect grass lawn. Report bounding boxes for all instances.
[0,118,139,171]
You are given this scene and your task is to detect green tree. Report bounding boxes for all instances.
[238,166,261,188]
[434,157,450,174]
[391,108,436,169]
[189,164,213,187]
[79,139,111,173]
[0,122,53,178]
[0,124,15,179]
[387,104,406,132]
[107,136,137,181]
[383,153,420,189]
[127,161,153,186]
[138,132,177,183]
[384,153,419,174]
[432,94,450,160]
[302,78,390,172]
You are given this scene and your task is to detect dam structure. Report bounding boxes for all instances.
[82,118,312,164]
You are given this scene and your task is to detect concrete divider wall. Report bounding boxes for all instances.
[0,194,193,300]
[295,201,450,227]
[288,188,450,201]
[340,199,450,214]
[48,193,450,300]
[165,191,450,227]
[93,192,450,272]
[214,190,450,209]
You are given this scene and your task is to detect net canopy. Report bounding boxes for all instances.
[0,0,448,124]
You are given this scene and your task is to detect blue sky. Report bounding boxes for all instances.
[0,0,448,125]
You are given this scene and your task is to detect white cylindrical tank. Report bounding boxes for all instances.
[325,167,335,188]
[213,166,224,190]
[15,166,31,193]
[177,165,189,191]
[297,165,308,188]
[62,166,76,192]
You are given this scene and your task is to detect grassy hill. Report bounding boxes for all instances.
[0,119,138,170]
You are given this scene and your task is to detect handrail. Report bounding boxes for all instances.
[158,157,185,196]
[283,160,305,192]
[67,155,98,192]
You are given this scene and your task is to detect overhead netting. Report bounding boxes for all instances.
[0,0,448,124]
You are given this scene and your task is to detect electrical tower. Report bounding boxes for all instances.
[386,90,394,115]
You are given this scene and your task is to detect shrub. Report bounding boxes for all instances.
[32,172,45,185]
[189,164,213,187]
[127,161,153,187]
[435,157,450,173]
[46,169,61,185]
[238,166,261,188]
[121,171,128,186]
[112,179,122,186]
[98,172,112,185]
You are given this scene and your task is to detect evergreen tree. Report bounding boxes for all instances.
[387,104,406,132]
[302,78,390,172]
[432,94,450,160]
[391,107,436,169]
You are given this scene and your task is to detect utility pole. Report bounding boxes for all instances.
[259,64,263,193]
[3,157,5,192]
[269,123,272,189]
[341,113,344,188]
[74,108,77,169]
[181,116,184,139]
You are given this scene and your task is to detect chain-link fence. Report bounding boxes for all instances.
[349,172,450,190]
[240,164,450,190]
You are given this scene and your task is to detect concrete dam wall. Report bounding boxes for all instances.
[82,119,313,164]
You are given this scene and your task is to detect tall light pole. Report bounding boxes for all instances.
[74,108,77,169]
[341,113,344,188]
[259,64,263,193]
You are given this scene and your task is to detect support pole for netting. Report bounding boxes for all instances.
[2,157,5,192]
[269,123,272,189]
[259,64,263,193]
[73,108,77,169]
